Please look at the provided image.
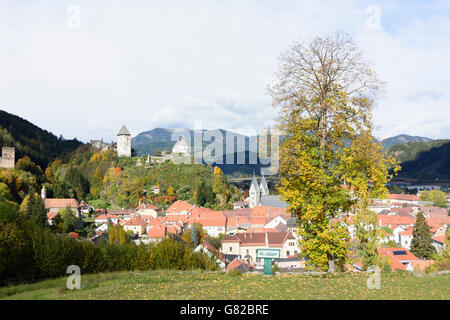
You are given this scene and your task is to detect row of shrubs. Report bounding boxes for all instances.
[0,215,219,285]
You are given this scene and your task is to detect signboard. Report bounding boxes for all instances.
[256,249,280,259]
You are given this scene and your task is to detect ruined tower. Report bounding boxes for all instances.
[0,147,15,169]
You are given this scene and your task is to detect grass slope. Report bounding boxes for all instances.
[1,270,449,300]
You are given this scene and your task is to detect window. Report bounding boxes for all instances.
[286,250,290,256]
[246,249,249,255]
[229,247,232,252]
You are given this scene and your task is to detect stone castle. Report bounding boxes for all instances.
[0,147,15,169]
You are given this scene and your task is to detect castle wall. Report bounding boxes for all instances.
[0,147,15,169]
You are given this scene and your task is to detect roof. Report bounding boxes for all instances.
[68,232,79,239]
[166,200,193,214]
[260,195,288,208]
[44,198,79,209]
[147,224,166,238]
[377,247,418,270]
[121,216,146,226]
[225,258,255,273]
[189,211,227,227]
[47,212,58,219]
[222,231,294,247]
[432,235,446,244]
[399,227,413,236]
[117,125,130,135]
[388,194,420,201]
[250,173,260,193]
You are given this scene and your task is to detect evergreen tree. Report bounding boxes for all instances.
[410,212,436,259]
[24,193,47,227]
[192,224,199,247]
[62,206,77,233]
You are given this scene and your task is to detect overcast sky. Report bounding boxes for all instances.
[1,0,449,142]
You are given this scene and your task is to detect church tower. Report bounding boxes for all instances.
[259,173,269,196]
[249,171,261,208]
[117,125,131,157]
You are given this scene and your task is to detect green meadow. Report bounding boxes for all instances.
[1,270,449,300]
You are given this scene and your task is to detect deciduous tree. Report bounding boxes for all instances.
[269,33,399,271]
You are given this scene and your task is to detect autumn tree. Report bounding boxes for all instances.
[410,211,436,259]
[269,33,399,272]
[419,190,448,208]
[354,200,382,269]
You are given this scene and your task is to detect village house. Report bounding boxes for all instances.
[166,200,194,215]
[135,202,161,218]
[189,210,227,238]
[120,216,146,235]
[221,231,299,265]
[95,214,120,226]
[377,247,418,270]
[193,240,226,270]
[381,194,422,205]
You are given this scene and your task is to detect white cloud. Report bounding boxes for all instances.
[0,0,448,142]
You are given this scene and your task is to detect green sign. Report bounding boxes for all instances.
[263,258,273,275]
[256,249,280,259]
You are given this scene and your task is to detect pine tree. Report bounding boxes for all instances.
[63,206,77,233]
[410,212,436,259]
[24,193,47,227]
[191,224,199,247]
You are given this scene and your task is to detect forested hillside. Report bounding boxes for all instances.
[0,110,82,168]
[390,140,450,181]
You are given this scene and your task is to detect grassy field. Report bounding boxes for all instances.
[1,270,449,300]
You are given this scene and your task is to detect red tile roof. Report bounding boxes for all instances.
[45,198,79,209]
[166,200,194,214]
[377,247,417,270]
[147,224,166,238]
[388,194,420,201]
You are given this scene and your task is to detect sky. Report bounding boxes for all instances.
[0,0,449,142]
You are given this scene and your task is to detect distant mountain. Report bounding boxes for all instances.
[381,134,433,150]
[132,128,272,177]
[132,128,250,155]
[0,110,82,168]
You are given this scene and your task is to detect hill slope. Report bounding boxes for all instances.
[1,270,448,300]
[0,110,82,168]
[391,140,450,181]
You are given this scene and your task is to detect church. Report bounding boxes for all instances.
[248,172,288,208]
[248,172,269,208]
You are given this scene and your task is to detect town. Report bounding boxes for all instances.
[19,124,448,275]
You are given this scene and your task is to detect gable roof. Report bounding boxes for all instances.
[166,200,194,214]
[388,194,420,201]
[44,198,79,209]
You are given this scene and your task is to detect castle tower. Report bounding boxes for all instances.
[117,125,131,157]
[259,173,269,196]
[249,171,261,208]
[0,147,15,169]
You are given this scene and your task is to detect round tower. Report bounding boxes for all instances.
[117,125,131,157]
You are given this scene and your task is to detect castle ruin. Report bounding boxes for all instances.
[0,147,15,169]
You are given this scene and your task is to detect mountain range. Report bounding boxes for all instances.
[1,110,449,181]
